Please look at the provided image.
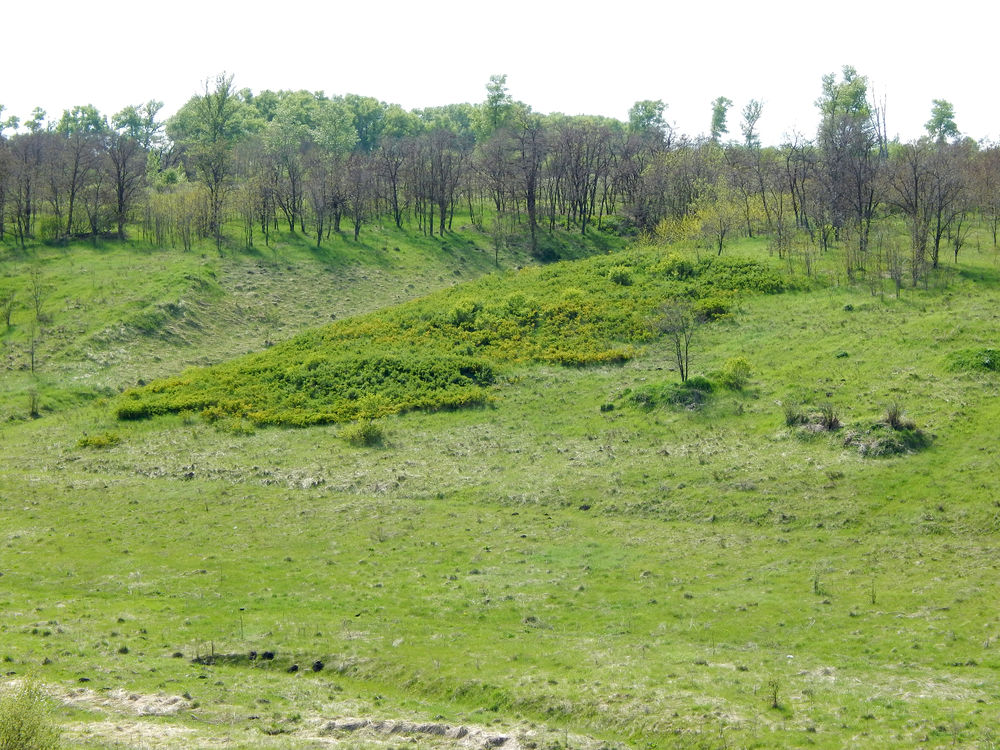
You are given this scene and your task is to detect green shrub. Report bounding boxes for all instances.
[0,680,61,750]
[445,298,481,329]
[718,357,753,390]
[653,251,696,279]
[684,375,714,393]
[627,377,713,410]
[342,420,384,447]
[36,216,62,242]
[607,265,633,286]
[117,354,497,427]
[77,431,121,449]
[696,257,783,293]
[693,295,731,321]
[948,348,1000,373]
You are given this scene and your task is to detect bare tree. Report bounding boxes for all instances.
[886,140,932,285]
[655,299,702,382]
[344,151,375,241]
[926,140,971,268]
[0,288,15,327]
[53,105,107,239]
[29,265,46,324]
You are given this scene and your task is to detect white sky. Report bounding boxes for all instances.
[3,0,998,146]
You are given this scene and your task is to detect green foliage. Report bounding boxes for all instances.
[77,431,121,449]
[710,96,733,141]
[626,376,713,410]
[694,256,783,293]
[717,356,753,390]
[0,680,60,750]
[341,419,385,447]
[948,348,1000,373]
[606,265,633,286]
[118,354,496,426]
[36,216,62,243]
[114,247,782,426]
[926,99,959,143]
[692,294,731,321]
[627,99,667,139]
[684,374,714,393]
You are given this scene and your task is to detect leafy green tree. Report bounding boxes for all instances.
[628,99,669,144]
[168,73,257,250]
[740,99,763,149]
[925,99,959,143]
[244,88,281,122]
[265,90,324,232]
[304,97,357,246]
[815,65,885,259]
[345,93,387,153]
[474,73,513,139]
[25,108,47,134]
[415,103,476,141]
[710,96,732,141]
[0,105,16,137]
[695,177,744,254]
[381,103,422,139]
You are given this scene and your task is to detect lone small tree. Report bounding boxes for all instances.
[655,298,702,382]
[0,288,14,327]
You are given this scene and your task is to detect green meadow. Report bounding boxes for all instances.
[2,221,999,749]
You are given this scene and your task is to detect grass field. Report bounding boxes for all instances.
[1,222,999,748]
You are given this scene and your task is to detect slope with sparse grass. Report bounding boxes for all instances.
[1,224,1000,749]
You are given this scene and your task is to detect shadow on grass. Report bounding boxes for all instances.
[958,264,1000,285]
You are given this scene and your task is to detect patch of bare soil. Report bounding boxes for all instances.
[318,717,521,749]
[62,686,194,716]
[13,679,616,750]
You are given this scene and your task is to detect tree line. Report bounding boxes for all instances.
[0,68,996,285]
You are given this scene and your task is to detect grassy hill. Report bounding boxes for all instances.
[1,223,999,749]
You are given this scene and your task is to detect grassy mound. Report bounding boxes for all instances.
[116,248,783,426]
[948,347,1000,373]
[842,421,932,456]
[624,375,715,410]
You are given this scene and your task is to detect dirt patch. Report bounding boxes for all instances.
[320,717,519,748]
[61,686,193,716]
[7,679,616,750]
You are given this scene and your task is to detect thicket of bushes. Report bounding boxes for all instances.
[116,248,783,426]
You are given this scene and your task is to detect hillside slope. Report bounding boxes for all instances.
[1,233,999,749]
